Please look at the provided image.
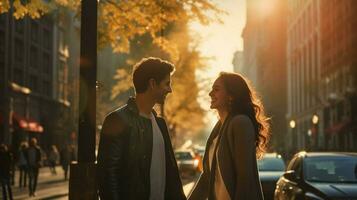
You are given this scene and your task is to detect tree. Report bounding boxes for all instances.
[109,21,210,145]
[1,0,223,56]
[2,0,224,144]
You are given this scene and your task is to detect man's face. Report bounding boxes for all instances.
[152,74,172,104]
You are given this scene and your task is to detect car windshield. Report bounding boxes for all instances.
[175,152,193,160]
[258,157,285,171]
[304,156,357,183]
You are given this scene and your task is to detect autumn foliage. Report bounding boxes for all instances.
[1,0,223,142]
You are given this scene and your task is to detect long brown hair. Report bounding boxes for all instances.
[218,72,270,159]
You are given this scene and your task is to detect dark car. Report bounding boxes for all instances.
[175,150,201,176]
[258,153,286,200]
[275,152,357,200]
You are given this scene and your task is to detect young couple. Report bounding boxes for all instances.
[97,57,270,200]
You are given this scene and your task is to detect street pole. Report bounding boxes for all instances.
[69,0,98,199]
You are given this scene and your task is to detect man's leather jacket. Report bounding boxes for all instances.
[97,98,186,200]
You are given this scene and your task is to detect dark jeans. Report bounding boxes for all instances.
[49,161,57,174]
[18,165,28,187]
[1,178,13,200]
[62,164,69,180]
[28,167,39,195]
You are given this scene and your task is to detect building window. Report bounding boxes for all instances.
[0,31,5,62]
[14,39,24,63]
[13,69,24,85]
[43,29,51,50]
[58,28,65,53]
[43,52,51,74]
[15,19,24,34]
[30,46,38,68]
[43,80,51,96]
[29,75,38,92]
[31,21,39,42]
[337,101,344,121]
[0,14,5,28]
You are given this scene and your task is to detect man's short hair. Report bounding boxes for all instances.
[133,57,174,93]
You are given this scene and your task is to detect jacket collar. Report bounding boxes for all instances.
[127,97,158,117]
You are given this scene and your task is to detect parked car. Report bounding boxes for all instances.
[192,145,205,158]
[258,153,286,200]
[175,149,201,176]
[275,152,357,200]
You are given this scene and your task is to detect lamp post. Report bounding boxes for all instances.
[312,114,319,149]
[289,120,296,153]
[68,0,98,199]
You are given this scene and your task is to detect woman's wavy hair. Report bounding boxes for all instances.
[218,72,270,159]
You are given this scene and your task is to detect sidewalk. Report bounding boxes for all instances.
[11,166,69,200]
[9,166,197,199]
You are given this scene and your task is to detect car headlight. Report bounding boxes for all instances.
[305,192,324,200]
[193,159,199,167]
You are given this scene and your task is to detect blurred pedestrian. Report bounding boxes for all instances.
[17,142,28,188]
[8,145,15,186]
[60,145,72,180]
[189,72,270,200]
[48,145,59,175]
[0,144,13,200]
[25,138,42,197]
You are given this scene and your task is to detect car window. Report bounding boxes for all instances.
[175,152,193,160]
[258,157,285,171]
[304,156,357,183]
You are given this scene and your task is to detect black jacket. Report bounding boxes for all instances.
[24,146,42,168]
[97,98,186,200]
[189,115,264,200]
[0,150,12,178]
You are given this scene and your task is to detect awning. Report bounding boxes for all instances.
[12,113,44,133]
[27,119,44,133]
[325,119,351,135]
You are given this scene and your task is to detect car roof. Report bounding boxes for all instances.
[263,152,283,158]
[295,151,357,158]
[175,149,194,153]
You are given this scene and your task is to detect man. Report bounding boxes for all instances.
[97,57,186,200]
[0,144,13,200]
[25,138,42,197]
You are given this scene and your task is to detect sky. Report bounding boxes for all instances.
[189,0,246,128]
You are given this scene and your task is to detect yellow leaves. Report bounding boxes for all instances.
[0,0,10,14]
[153,37,179,63]
[4,0,223,64]
[12,0,50,19]
[26,0,50,19]
[111,68,132,100]
[55,0,71,6]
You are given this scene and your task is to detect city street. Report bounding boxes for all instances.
[12,166,68,200]
[10,166,198,200]
[2,0,357,199]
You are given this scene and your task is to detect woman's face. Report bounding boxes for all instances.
[209,77,231,111]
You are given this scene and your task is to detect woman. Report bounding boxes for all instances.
[189,72,270,200]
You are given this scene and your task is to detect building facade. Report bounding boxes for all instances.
[319,0,357,151]
[287,0,357,152]
[0,11,79,151]
[242,0,288,152]
[232,50,245,75]
[286,0,322,152]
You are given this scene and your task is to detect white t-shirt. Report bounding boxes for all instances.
[148,113,166,200]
